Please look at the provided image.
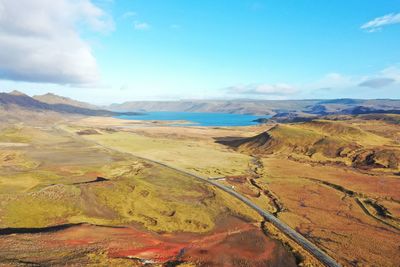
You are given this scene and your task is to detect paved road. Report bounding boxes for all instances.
[113,152,341,267]
[59,126,340,267]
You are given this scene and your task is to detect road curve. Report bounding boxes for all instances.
[137,157,341,267]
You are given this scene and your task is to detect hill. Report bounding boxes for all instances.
[33,93,97,109]
[0,91,134,118]
[218,120,400,171]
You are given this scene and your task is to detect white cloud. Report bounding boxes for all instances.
[361,13,400,32]
[0,0,113,85]
[311,73,356,89]
[381,65,400,81]
[310,67,400,90]
[134,21,150,30]
[226,66,400,99]
[227,83,297,96]
[304,67,400,99]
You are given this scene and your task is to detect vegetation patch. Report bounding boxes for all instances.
[0,185,80,228]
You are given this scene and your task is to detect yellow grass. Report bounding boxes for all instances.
[84,130,252,177]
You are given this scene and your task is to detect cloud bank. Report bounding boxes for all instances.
[0,0,113,85]
[225,66,400,99]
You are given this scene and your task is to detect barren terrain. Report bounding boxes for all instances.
[0,119,296,266]
[1,114,399,266]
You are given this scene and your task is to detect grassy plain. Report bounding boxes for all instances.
[68,116,400,266]
[0,120,298,266]
[1,115,399,266]
[68,118,260,178]
[69,118,400,266]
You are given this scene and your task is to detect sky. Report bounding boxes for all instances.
[0,0,399,104]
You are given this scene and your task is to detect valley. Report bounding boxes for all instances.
[70,115,400,266]
[0,92,399,266]
[0,119,296,266]
[1,1,399,266]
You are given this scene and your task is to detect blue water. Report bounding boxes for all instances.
[117,112,269,126]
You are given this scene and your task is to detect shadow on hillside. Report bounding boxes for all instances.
[213,136,244,145]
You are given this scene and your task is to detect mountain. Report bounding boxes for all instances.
[0,91,130,117]
[3,90,400,120]
[33,93,97,109]
[108,99,321,115]
[107,99,400,116]
[8,90,26,96]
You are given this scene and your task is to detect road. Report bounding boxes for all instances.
[57,126,341,267]
[134,155,341,267]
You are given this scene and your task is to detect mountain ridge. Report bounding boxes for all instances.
[33,93,98,109]
[107,98,400,117]
[0,91,138,117]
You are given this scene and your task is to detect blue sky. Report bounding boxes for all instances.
[0,0,399,103]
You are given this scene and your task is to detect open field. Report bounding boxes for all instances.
[66,117,265,178]
[259,158,400,266]
[217,117,400,266]
[0,121,298,266]
[65,117,400,266]
[1,115,400,266]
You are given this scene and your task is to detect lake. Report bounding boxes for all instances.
[116,112,269,126]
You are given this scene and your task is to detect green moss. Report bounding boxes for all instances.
[0,170,64,194]
[2,197,78,227]
[91,176,215,232]
[0,185,81,228]
[90,167,260,233]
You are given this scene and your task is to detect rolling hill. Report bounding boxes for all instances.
[33,93,98,109]
[218,120,400,171]
[0,91,136,118]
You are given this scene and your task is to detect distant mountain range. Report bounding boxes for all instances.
[0,90,136,117]
[107,98,400,118]
[107,99,318,115]
[1,91,400,121]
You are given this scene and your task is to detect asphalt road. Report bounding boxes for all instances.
[127,155,341,267]
[62,126,341,267]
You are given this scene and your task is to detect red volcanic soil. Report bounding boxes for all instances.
[0,216,296,266]
[182,228,296,266]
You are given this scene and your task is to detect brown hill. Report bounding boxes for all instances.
[218,121,400,171]
[33,93,97,109]
[0,91,120,117]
